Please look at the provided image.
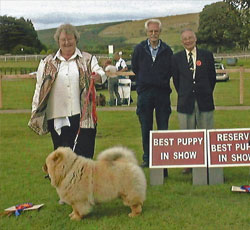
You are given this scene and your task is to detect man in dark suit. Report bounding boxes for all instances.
[172,29,216,174]
[132,19,173,170]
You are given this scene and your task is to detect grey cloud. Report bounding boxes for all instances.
[2,0,222,30]
[32,10,172,30]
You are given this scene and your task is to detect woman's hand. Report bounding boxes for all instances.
[91,72,102,83]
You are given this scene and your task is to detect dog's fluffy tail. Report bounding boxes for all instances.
[97,146,138,165]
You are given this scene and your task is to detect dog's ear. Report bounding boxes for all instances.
[52,151,63,163]
[43,163,48,173]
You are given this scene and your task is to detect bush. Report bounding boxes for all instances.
[11,44,37,54]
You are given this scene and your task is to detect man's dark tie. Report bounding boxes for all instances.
[188,52,194,72]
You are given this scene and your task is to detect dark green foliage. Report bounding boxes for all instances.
[197,1,250,52]
[197,2,242,52]
[224,0,250,50]
[0,15,46,54]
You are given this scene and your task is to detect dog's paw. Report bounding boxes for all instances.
[70,214,82,221]
[69,210,82,220]
[128,212,140,218]
[128,204,142,217]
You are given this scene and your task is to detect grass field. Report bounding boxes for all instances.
[1,110,250,230]
[1,58,250,229]
[1,72,250,110]
[1,57,250,109]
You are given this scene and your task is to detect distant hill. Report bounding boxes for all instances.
[37,13,199,54]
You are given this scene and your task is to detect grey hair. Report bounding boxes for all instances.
[180,28,195,35]
[54,24,80,43]
[145,19,162,31]
[180,28,196,39]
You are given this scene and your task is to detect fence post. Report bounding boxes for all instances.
[0,75,2,109]
[239,66,244,105]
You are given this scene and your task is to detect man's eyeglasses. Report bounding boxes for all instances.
[147,30,160,34]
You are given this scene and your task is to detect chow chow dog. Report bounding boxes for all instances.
[43,146,146,220]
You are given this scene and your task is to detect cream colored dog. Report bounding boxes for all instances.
[43,146,147,220]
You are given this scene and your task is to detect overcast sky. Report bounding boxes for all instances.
[0,0,222,30]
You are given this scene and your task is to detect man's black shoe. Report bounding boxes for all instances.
[140,162,149,168]
[182,168,192,174]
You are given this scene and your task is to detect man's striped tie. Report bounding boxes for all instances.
[188,52,194,72]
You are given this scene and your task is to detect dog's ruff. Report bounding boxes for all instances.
[43,146,146,220]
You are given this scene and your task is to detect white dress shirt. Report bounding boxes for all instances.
[115,58,127,71]
[46,49,81,120]
[185,47,197,79]
[31,48,106,135]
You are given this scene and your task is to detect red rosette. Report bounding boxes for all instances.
[196,60,202,66]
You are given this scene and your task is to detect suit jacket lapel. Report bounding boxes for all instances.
[181,50,188,68]
[195,48,202,77]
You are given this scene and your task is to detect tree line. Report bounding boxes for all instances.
[0,0,249,55]
[0,15,45,55]
[197,0,249,52]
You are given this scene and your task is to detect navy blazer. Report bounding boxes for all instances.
[132,39,173,94]
[171,48,216,114]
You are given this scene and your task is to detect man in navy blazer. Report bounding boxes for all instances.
[172,29,216,174]
[132,19,173,170]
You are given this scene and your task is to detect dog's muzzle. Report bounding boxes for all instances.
[43,163,50,180]
[44,174,51,181]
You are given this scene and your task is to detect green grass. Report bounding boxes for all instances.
[1,111,250,230]
[1,70,250,110]
[0,57,250,109]
[1,79,35,109]
[0,61,40,69]
[0,61,40,75]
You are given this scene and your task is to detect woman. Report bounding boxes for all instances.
[28,24,106,159]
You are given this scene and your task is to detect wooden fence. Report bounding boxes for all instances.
[0,68,250,109]
[216,67,250,104]
[0,54,108,62]
[0,55,46,62]
[0,67,37,75]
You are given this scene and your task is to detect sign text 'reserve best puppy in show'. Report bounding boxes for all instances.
[150,129,250,168]
[208,129,250,167]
